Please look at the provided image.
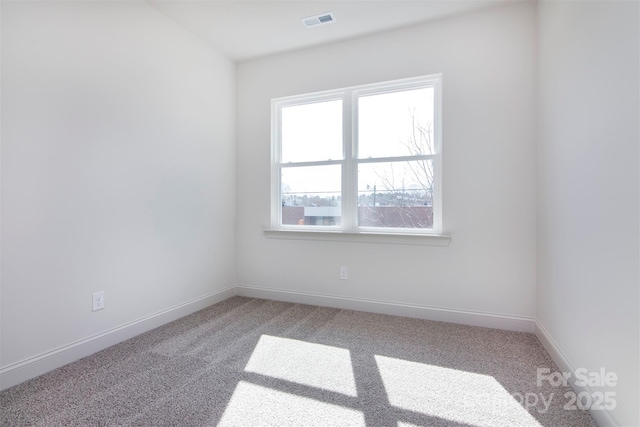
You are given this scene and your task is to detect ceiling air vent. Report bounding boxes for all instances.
[302,12,336,28]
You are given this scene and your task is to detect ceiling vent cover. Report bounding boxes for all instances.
[302,12,336,28]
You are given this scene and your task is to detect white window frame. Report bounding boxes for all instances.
[270,74,444,239]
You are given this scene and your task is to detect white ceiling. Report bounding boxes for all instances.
[147,0,517,62]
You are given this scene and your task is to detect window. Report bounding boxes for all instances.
[271,74,442,235]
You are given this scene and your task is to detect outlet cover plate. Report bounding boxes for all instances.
[93,291,105,311]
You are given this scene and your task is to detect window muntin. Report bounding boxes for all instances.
[272,75,442,234]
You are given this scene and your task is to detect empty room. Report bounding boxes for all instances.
[1,0,638,426]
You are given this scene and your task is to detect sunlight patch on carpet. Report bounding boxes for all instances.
[375,355,543,427]
[244,335,358,397]
[217,381,365,427]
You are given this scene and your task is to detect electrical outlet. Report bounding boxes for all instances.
[340,267,348,280]
[93,291,105,311]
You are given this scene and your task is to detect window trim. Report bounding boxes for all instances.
[270,74,444,238]
[263,229,451,246]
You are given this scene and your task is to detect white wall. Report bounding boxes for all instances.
[1,1,236,373]
[236,3,537,321]
[537,1,640,426]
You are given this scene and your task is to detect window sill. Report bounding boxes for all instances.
[263,229,451,246]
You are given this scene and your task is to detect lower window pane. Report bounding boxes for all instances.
[358,160,434,229]
[281,165,342,226]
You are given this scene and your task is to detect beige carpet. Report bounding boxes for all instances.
[1,297,597,426]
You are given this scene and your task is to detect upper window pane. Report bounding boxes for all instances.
[281,100,343,163]
[358,87,434,159]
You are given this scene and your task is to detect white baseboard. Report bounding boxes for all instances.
[534,320,620,427]
[237,285,536,333]
[0,286,237,392]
